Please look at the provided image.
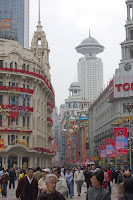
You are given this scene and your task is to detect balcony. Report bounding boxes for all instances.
[47,117,53,127]
[47,102,53,112]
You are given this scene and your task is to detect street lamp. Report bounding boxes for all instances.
[124,105,133,170]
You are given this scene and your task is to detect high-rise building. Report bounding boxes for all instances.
[76,34,104,102]
[0,0,29,48]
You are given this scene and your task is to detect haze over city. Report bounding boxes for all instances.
[30,0,126,108]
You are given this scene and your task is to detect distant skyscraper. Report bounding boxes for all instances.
[76,33,104,102]
[0,0,29,48]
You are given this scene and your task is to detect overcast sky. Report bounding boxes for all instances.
[30,0,126,109]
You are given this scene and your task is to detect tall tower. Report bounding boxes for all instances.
[0,0,29,48]
[119,0,133,70]
[76,33,104,102]
[31,0,50,81]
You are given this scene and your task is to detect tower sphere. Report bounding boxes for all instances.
[75,36,104,56]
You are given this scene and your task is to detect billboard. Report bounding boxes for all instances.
[114,127,127,150]
[105,139,115,155]
[109,76,133,100]
[100,145,106,158]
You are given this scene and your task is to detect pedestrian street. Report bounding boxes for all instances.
[3,180,118,200]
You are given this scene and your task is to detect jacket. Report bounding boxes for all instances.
[16,176,38,200]
[38,177,47,195]
[118,194,133,200]
[86,187,111,200]
[74,170,84,182]
[56,176,68,197]
[117,182,125,199]
[1,174,8,184]
[36,190,66,200]
[33,170,42,181]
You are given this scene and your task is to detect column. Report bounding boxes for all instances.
[127,5,130,19]
[20,157,22,169]
[2,157,4,168]
[5,157,8,169]
[132,4,133,19]
[17,156,20,168]
[34,156,37,168]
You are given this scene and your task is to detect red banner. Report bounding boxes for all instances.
[105,139,115,155]
[118,149,127,155]
[100,145,107,158]
[114,127,127,150]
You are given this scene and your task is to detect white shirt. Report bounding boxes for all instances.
[27,176,33,184]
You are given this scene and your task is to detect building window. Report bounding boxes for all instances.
[12,96,15,105]
[8,135,10,145]
[23,116,25,126]
[12,83,15,87]
[0,81,3,86]
[27,137,29,147]
[11,135,15,145]
[22,64,26,70]
[0,95,3,104]
[27,116,29,127]
[15,62,17,69]
[27,85,29,89]
[10,62,13,68]
[23,84,25,88]
[27,65,29,71]
[27,98,30,107]
[130,49,133,58]
[0,60,3,68]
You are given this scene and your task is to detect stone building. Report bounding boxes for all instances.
[0,15,55,169]
[89,0,133,157]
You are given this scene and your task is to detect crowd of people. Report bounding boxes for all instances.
[0,165,132,199]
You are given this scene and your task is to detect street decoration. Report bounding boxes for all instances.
[80,114,88,162]
[105,139,115,155]
[62,129,68,135]
[11,139,27,147]
[68,129,74,136]
[69,116,76,124]
[114,127,127,155]
[100,145,107,158]
[73,125,79,160]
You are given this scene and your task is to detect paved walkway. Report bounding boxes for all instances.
[0,181,118,200]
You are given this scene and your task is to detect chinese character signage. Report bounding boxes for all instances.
[114,127,127,150]
[105,139,115,155]
[100,145,107,158]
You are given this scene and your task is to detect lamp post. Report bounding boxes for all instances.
[124,105,133,170]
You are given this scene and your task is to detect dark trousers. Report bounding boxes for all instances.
[1,183,7,197]
[9,179,15,189]
[87,181,92,189]
[108,181,111,193]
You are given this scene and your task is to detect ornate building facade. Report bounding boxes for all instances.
[0,17,55,169]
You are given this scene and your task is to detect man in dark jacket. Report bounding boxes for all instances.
[37,174,66,200]
[9,168,16,189]
[16,168,38,200]
[118,177,133,200]
[85,168,92,189]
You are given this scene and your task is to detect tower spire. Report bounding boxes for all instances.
[38,0,41,23]
[89,28,91,37]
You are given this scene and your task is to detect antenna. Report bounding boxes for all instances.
[38,0,41,23]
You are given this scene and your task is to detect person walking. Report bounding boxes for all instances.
[9,168,16,189]
[38,168,50,194]
[18,169,27,181]
[33,167,42,182]
[74,167,84,196]
[54,168,68,197]
[103,169,109,189]
[1,170,8,198]
[86,170,111,200]
[85,168,92,189]
[118,177,133,200]
[65,168,73,198]
[16,168,38,200]
[37,174,66,200]
[107,167,111,193]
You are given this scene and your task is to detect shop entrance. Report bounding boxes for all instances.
[8,155,17,169]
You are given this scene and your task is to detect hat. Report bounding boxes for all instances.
[42,168,50,173]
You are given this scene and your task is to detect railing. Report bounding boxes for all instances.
[0,86,33,94]
[47,102,53,110]
[47,117,53,124]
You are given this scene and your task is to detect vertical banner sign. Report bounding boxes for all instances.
[83,128,86,162]
[105,139,115,155]
[100,145,107,158]
[114,127,127,149]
